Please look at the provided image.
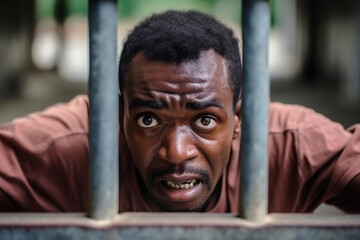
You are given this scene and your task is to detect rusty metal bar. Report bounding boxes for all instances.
[88,0,119,220]
[240,0,270,221]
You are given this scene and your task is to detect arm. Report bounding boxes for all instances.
[0,188,22,211]
[294,108,360,213]
[0,95,90,212]
[332,124,360,213]
[332,173,360,213]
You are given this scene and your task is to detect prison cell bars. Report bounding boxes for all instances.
[88,0,119,220]
[240,0,270,221]
[87,0,270,221]
[1,0,360,239]
[87,0,270,222]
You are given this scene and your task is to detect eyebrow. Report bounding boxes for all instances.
[129,98,222,110]
[129,98,166,110]
[186,99,222,110]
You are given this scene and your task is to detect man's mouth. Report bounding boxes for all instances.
[165,179,198,189]
[147,167,211,210]
[151,174,204,204]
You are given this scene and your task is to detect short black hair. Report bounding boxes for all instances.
[118,10,242,107]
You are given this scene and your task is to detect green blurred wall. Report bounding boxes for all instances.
[36,0,277,27]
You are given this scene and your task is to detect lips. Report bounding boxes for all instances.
[153,173,204,203]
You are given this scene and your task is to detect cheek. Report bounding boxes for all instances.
[124,120,155,176]
[219,123,235,164]
[213,140,232,171]
[200,128,233,178]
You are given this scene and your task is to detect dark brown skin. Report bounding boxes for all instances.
[120,49,241,212]
[119,48,360,213]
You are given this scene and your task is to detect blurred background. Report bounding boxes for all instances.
[0,0,359,213]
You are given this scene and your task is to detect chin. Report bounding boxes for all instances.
[160,204,205,212]
[156,198,210,212]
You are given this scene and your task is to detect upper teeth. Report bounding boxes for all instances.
[166,179,197,189]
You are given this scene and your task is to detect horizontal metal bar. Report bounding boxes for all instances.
[0,213,359,239]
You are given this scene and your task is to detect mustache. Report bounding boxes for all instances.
[149,165,210,188]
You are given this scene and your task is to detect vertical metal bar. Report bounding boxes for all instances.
[88,0,118,220]
[240,0,270,221]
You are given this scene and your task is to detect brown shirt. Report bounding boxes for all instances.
[0,95,359,212]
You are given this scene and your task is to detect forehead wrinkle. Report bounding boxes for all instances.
[148,88,215,112]
[124,50,233,115]
[146,79,208,96]
[149,90,185,111]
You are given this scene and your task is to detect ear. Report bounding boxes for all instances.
[232,100,241,139]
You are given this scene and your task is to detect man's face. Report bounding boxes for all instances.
[121,49,240,211]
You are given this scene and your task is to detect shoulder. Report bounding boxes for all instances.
[0,95,90,156]
[269,102,346,135]
[267,102,354,212]
[0,95,90,211]
[269,102,352,181]
[268,101,350,162]
[269,102,317,132]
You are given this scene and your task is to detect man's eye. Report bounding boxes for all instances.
[194,116,217,129]
[137,115,159,128]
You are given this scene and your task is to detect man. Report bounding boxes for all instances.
[0,10,359,213]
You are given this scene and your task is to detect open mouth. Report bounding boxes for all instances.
[151,171,208,206]
[153,176,203,203]
[165,179,198,189]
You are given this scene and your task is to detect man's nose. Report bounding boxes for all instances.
[158,125,198,165]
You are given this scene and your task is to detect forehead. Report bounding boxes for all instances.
[123,49,232,104]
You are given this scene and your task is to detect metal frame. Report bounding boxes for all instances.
[0,213,359,239]
[1,0,360,239]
